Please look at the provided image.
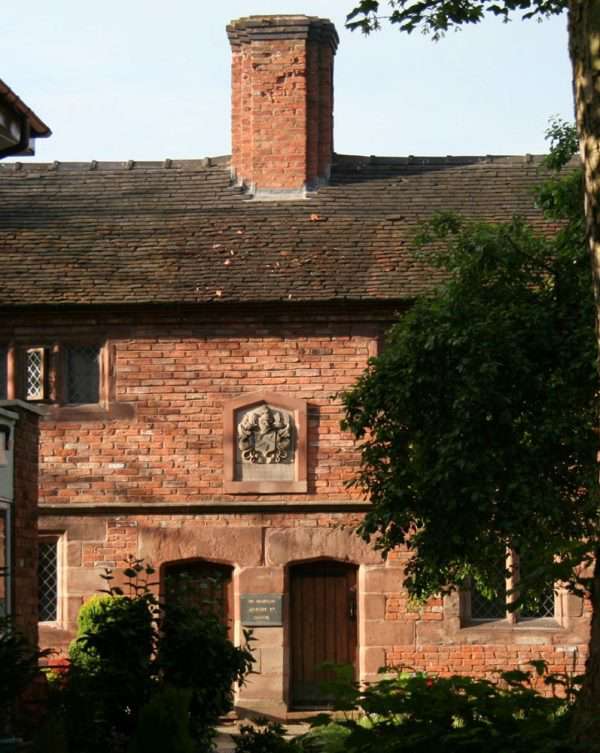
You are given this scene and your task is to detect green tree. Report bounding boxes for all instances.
[341,125,600,740]
[344,5,600,357]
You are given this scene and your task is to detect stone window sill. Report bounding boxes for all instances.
[41,402,135,422]
[462,617,563,633]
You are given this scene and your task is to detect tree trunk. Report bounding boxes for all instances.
[568,1,600,740]
[571,548,600,740]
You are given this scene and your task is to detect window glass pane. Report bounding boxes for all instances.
[0,347,7,400]
[26,348,45,400]
[66,345,100,404]
[38,540,58,622]
[0,508,9,618]
[165,561,231,626]
[520,586,555,619]
[471,567,507,620]
[518,552,555,619]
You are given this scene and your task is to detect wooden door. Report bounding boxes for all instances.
[290,560,357,708]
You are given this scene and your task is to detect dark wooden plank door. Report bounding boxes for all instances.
[290,561,357,708]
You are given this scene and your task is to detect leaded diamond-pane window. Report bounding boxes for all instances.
[0,426,9,466]
[38,540,58,622]
[66,345,100,404]
[518,551,555,619]
[520,585,556,619]
[468,550,557,623]
[164,561,233,637]
[26,348,45,401]
[471,572,507,620]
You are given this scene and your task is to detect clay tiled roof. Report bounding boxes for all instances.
[0,154,559,307]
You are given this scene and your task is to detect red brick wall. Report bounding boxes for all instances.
[39,323,374,505]
[5,304,585,696]
[368,553,590,691]
[385,644,587,688]
[11,405,40,645]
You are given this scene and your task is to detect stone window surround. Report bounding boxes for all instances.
[463,549,558,625]
[223,391,308,494]
[37,532,66,627]
[440,584,586,641]
[1,340,133,421]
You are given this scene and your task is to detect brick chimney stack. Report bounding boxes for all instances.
[227,15,339,197]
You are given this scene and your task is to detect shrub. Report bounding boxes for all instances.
[31,715,69,753]
[128,686,195,753]
[61,557,254,753]
[299,724,350,753]
[0,617,50,737]
[160,599,254,743]
[68,594,122,672]
[233,721,302,753]
[66,586,156,752]
[306,664,584,753]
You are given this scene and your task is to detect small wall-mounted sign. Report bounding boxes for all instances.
[240,594,283,626]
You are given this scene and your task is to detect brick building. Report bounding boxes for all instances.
[0,78,50,647]
[0,16,589,715]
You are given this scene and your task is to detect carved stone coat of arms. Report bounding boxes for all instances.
[238,405,292,464]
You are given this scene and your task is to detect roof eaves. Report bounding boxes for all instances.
[0,78,51,137]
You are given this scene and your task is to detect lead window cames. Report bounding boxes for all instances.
[0,344,102,405]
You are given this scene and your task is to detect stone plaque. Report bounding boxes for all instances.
[235,404,295,482]
[240,593,283,626]
[223,392,308,494]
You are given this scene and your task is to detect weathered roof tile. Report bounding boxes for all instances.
[0,154,560,307]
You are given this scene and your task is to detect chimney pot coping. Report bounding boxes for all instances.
[227,15,338,51]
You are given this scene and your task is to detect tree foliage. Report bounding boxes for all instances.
[346,1,567,36]
[0,617,51,735]
[341,124,598,604]
[343,0,600,735]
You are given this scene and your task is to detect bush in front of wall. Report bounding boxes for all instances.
[304,663,585,753]
[68,594,123,672]
[31,715,69,753]
[61,557,254,753]
[127,686,195,753]
[159,598,254,747]
[233,720,303,753]
[66,585,156,752]
[0,617,51,738]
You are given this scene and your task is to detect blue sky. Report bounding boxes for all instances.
[4,1,572,161]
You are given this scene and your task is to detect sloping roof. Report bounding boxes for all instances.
[0,79,51,137]
[0,154,558,307]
